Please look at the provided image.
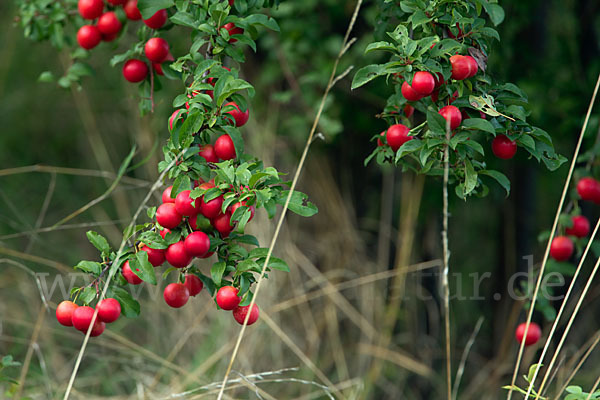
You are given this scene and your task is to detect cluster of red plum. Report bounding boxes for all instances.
[377,54,518,160]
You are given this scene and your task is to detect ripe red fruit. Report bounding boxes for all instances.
[214,134,236,160]
[77,25,102,50]
[107,0,125,5]
[78,0,103,20]
[401,81,423,102]
[122,260,142,285]
[491,135,517,159]
[385,124,413,152]
[438,105,462,130]
[159,228,171,239]
[189,213,212,231]
[184,231,210,257]
[433,72,445,89]
[577,177,600,204]
[90,320,105,337]
[231,201,255,221]
[411,71,435,95]
[162,186,174,203]
[212,212,233,236]
[153,63,164,75]
[144,9,168,29]
[447,23,463,39]
[550,236,574,261]
[141,245,166,267]
[216,286,240,310]
[450,55,472,80]
[122,59,149,83]
[165,241,192,268]
[144,37,169,63]
[123,0,141,20]
[200,194,224,219]
[97,12,121,36]
[198,144,219,163]
[232,304,259,325]
[404,104,414,118]
[222,22,243,43]
[431,90,439,103]
[71,306,96,332]
[184,274,204,296]
[515,322,542,346]
[101,32,119,42]
[224,102,249,127]
[465,56,479,78]
[169,110,185,131]
[156,203,183,229]
[96,298,121,323]
[163,283,190,308]
[566,215,590,238]
[175,190,201,216]
[56,301,78,326]
[228,0,235,6]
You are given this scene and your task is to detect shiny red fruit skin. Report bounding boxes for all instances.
[56,301,78,326]
[450,55,471,80]
[233,304,260,325]
[122,59,149,83]
[97,12,121,35]
[122,260,142,285]
[78,0,103,20]
[404,104,414,118]
[438,105,462,130]
[163,283,190,308]
[566,215,590,238]
[411,71,435,95]
[144,9,168,29]
[550,236,574,261]
[156,202,183,229]
[184,274,204,296]
[162,186,174,203]
[465,56,479,78]
[77,25,102,50]
[386,124,413,152]
[96,298,121,323]
[198,144,219,163]
[184,231,210,257]
[72,306,96,332]
[224,102,249,127]
[141,245,166,267]
[123,0,141,20]
[231,201,255,221]
[577,177,600,204]
[165,241,192,268]
[175,189,201,216]
[216,286,240,310]
[222,22,243,43]
[107,0,125,5]
[200,195,224,219]
[515,322,541,346]
[214,134,236,160]
[212,212,233,236]
[491,135,517,159]
[401,81,422,102]
[90,320,105,337]
[145,37,169,63]
[169,110,185,131]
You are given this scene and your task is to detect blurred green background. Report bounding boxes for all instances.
[1,0,600,399]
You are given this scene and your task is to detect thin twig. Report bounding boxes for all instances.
[507,72,600,400]
[452,317,484,400]
[554,331,600,399]
[13,305,45,399]
[215,1,364,398]
[584,375,600,400]
[442,115,452,400]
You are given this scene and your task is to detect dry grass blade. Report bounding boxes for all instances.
[585,376,600,400]
[357,343,432,377]
[0,246,72,273]
[526,215,600,397]
[507,71,600,400]
[13,305,46,399]
[214,1,364,398]
[452,317,484,400]
[554,331,600,399]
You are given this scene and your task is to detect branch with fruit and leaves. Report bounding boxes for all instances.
[18,0,317,337]
[352,0,566,199]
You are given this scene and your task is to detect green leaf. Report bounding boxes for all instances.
[462,118,496,135]
[74,260,102,275]
[479,170,510,195]
[526,363,542,384]
[138,231,169,250]
[351,64,385,89]
[79,287,96,305]
[86,231,111,255]
[482,2,505,26]
[277,190,318,217]
[268,257,289,272]
[427,109,448,135]
[236,259,260,274]
[395,139,423,161]
[464,159,478,196]
[129,251,157,285]
[137,0,174,19]
[365,41,396,54]
[38,71,55,83]
[243,14,280,31]
[211,261,227,286]
[108,287,141,317]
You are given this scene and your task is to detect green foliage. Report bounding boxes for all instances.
[354,0,566,198]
